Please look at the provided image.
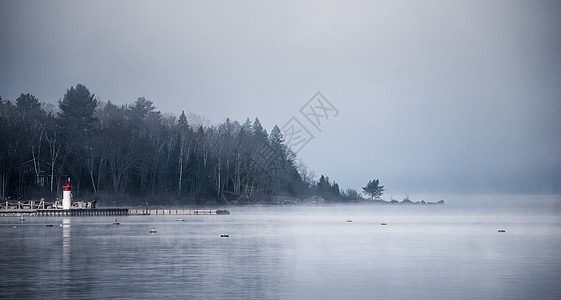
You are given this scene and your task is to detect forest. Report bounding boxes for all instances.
[0,84,366,206]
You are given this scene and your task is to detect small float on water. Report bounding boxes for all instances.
[346,219,352,223]
[149,227,157,234]
[221,234,229,238]
[381,223,388,226]
[113,219,120,225]
[498,229,506,233]
[176,218,185,222]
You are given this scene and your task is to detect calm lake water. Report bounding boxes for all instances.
[1,195,561,299]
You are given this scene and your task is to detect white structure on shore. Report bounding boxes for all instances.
[62,178,72,210]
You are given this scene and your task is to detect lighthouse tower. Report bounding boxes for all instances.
[62,178,72,210]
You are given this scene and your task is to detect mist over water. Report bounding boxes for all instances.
[1,194,560,299]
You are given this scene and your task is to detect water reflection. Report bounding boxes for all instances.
[61,217,71,296]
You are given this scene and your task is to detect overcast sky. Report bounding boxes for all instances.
[1,0,560,196]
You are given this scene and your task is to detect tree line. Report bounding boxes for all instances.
[1,84,380,205]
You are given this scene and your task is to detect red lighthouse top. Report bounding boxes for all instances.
[63,178,72,191]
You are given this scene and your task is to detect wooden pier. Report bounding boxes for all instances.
[129,209,230,215]
[1,200,230,217]
[0,208,129,217]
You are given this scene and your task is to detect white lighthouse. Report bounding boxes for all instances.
[62,178,72,210]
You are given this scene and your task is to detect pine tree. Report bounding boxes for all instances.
[16,93,41,111]
[252,117,268,140]
[178,110,188,127]
[58,84,98,136]
[362,179,384,200]
[133,97,156,117]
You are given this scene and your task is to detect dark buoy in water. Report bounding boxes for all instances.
[381,223,388,226]
[46,224,54,227]
[149,227,157,233]
[176,218,185,222]
[113,219,120,225]
[221,234,229,237]
[498,229,506,233]
[346,219,352,223]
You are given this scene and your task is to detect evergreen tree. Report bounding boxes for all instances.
[252,117,268,140]
[317,175,329,196]
[133,97,156,117]
[57,84,99,195]
[16,93,41,111]
[178,110,188,127]
[58,84,98,136]
[331,182,340,197]
[177,110,192,197]
[362,179,384,200]
[268,125,286,158]
[315,175,341,200]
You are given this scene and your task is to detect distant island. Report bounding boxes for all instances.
[373,199,445,205]
[292,195,444,206]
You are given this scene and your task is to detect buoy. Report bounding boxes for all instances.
[149,227,157,233]
[221,234,229,237]
[176,219,184,222]
[12,225,17,229]
[381,223,388,226]
[498,229,506,233]
[346,219,352,222]
[46,224,54,227]
[113,219,120,225]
